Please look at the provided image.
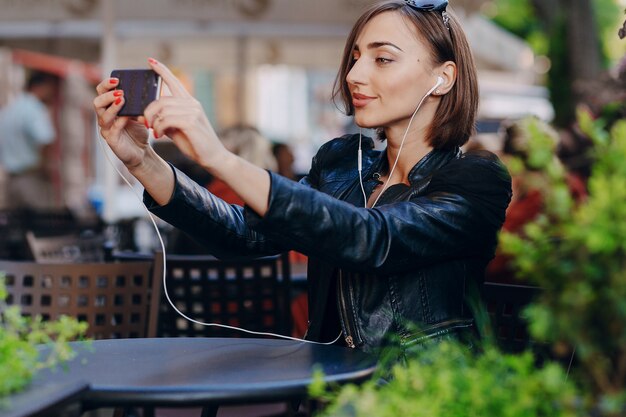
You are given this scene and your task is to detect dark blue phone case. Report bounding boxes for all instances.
[110,69,162,116]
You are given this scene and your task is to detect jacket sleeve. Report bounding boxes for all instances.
[244,151,512,275]
[145,164,288,259]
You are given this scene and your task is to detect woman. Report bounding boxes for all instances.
[94,0,511,356]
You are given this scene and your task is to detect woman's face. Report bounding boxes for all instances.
[347,11,439,132]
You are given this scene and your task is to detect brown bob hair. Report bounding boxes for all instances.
[332,0,479,150]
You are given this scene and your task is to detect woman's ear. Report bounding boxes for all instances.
[434,61,456,95]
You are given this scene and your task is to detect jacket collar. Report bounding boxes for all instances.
[368,144,461,185]
[407,147,462,184]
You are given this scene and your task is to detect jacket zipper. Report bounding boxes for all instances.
[338,269,360,348]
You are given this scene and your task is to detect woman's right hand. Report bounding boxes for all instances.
[93,77,150,170]
[93,76,176,206]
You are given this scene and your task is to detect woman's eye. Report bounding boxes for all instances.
[376,57,393,64]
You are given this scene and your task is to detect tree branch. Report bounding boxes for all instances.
[529,0,560,30]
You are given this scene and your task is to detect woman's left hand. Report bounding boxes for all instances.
[144,58,230,172]
[144,58,271,216]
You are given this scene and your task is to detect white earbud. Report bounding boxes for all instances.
[433,76,444,94]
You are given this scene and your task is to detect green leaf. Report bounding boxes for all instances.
[0,274,89,398]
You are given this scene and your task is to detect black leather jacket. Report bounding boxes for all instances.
[147,134,511,353]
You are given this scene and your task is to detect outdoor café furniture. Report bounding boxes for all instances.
[3,337,378,417]
[481,281,542,353]
[1,259,154,339]
[113,251,293,338]
[0,208,103,260]
[151,252,293,338]
[3,380,89,417]
[25,231,107,263]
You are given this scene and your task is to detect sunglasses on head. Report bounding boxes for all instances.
[404,0,448,12]
[404,0,450,29]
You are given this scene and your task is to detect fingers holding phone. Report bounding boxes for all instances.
[147,57,191,99]
[110,69,162,117]
[98,58,225,171]
[94,77,125,127]
[93,72,154,169]
[142,59,228,169]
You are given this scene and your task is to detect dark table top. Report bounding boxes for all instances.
[2,380,89,417]
[27,337,377,409]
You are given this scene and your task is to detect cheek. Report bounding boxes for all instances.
[381,80,424,112]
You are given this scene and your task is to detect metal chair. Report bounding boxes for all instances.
[0,209,26,259]
[113,251,296,417]
[149,252,292,338]
[1,259,154,339]
[112,251,292,338]
[22,208,77,234]
[0,208,103,260]
[481,282,542,353]
[26,231,106,263]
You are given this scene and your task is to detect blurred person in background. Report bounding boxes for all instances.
[272,142,297,180]
[208,124,277,205]
[94,0,511,359]
[271,140,308,335]
[0,71,59,210]
[160,125,277,253]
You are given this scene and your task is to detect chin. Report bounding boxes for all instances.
[354,115,382,129]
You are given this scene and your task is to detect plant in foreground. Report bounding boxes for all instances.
[500,113,626,414]
[0,274,88,401]
[310,340,582,417]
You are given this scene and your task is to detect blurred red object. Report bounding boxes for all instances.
[12,48,100,83]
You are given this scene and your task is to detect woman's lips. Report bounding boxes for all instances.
[352,93,376,107]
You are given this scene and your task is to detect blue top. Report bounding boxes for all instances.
[0,92,55,174]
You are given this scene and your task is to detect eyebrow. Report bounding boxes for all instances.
[354,41,404,52]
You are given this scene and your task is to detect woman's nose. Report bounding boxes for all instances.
[346,60,366,86]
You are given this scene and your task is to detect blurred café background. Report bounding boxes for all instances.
[0,0,622,255]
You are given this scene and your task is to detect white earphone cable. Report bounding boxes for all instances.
[357,128,368,207]
[368,80,441,208]
[97,131,342,346]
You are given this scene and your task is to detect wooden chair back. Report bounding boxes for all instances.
[0,260,154,339]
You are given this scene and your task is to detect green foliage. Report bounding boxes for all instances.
[486,0,548,55]
[503,117,572,220]
[312,341,582,417]
[0,275,88,400]
[487,0,622,62]
[500,111,626,411]
[486,0,624,127]
[595,1,625,63]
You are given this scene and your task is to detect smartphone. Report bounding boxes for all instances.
[110,69,162,117]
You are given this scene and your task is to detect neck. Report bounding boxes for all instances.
[383,123,432,183]
[382,96,439,182]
